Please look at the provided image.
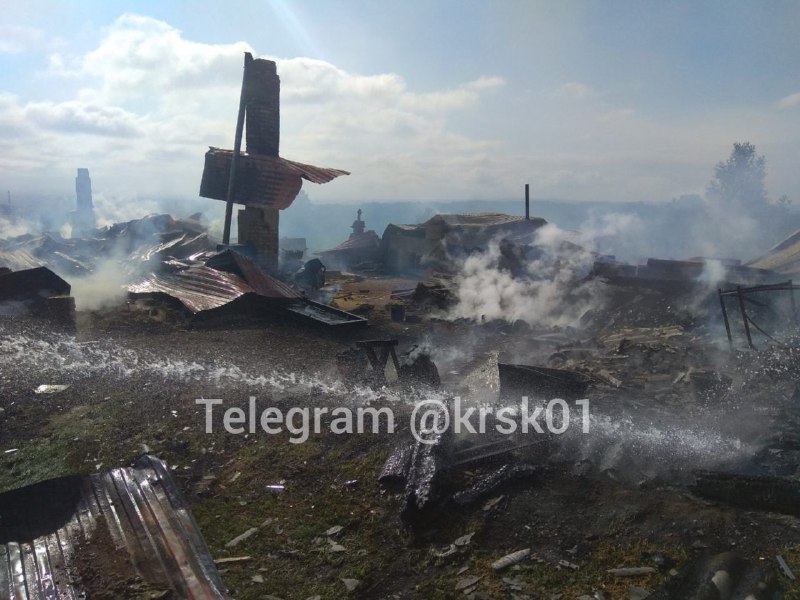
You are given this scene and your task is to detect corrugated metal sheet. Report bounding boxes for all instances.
[128,266,256,313]
[0,455,230,600]
[205,250,301,299]
[280,157,350,185]
[128,250,370,327]
[128,250,301,313]
[749,229,800,274]
[0,249,43,272]
[199,148,349,210]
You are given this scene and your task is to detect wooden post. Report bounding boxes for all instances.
[718,289,733,350]
[737,285,754,349]
[222,52,252,246]
[789,280,798,329]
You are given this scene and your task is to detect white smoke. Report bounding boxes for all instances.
[68,259,129,310]
[574,212,647,263]
[0,215,36,239]
[447,224,604,327]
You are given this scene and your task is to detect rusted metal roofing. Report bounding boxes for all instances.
[129,249,300,313]
[205,249,301,299]
[129,266,256,313]
[0,454,231,600]
[199,148,349,210]
[128,250,369,327]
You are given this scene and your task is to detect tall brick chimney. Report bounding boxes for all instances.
[199,53,348,272]
[237,56,281,270]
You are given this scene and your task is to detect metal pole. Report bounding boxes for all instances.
[525,183,530,220]
[737,285,754,349]
[222,52,251,246]
[718,288,733,350]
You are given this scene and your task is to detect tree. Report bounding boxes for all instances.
[706,142,768,207]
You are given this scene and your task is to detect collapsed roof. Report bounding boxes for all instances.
[128,248,301,313]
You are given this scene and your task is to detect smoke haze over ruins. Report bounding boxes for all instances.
[1,1,800,207]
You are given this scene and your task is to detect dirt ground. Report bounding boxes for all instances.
[1,276,800,599]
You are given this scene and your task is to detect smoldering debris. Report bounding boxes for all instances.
[0,213,215,311]
[6,201,800,598]
[0,212,369,328]
[445,227,604,328]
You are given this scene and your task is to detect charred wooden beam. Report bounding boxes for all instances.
[691,470,800,517]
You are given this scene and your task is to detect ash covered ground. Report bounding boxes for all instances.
[2,238,800,599]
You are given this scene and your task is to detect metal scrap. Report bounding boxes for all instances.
[0,454,230,599]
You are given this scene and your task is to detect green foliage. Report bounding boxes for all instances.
[707,142,768,207]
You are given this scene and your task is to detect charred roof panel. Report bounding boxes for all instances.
[199,148,349,210]
[205,249,302,299]
[128,250,301,313]
[0,266,70,301]
[0,455,231,600]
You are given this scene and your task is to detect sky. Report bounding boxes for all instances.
[1,0,799,206]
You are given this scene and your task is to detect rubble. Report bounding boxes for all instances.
[317,209,382,271]
[690,470,800,517]
[498,363,590,401]
[293,257,326,292]
[647,551,780,600]
[451,463,542,507]
[400,401,451,524]
[491,549,531,571]
[398,346,442,388]
[5,61,800,599]
[129,248,367,329]
[607,567,657,577]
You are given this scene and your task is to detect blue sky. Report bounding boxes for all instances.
[1,0,799,206]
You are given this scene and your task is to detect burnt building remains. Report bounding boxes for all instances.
[200,53,348,271]
[381,212,547,273]
[318,209,381,271]
[69,168,96,236]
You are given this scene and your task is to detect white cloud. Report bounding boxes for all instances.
[0,25,43,54]
[777,92,800,109]
[24,101,144,137]
[0,12,799,207]
[0,13,509,203]
[551,81,598,101]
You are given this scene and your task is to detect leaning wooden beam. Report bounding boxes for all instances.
[222,52,251,245]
